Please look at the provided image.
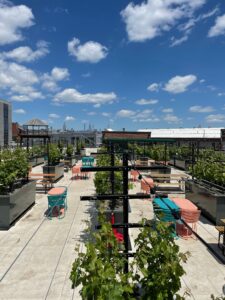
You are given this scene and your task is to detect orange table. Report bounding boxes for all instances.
[141,178,154,193]
[130,170,139,181]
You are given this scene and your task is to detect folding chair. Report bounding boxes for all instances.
[47,195,66,219]
[179,209,201,239]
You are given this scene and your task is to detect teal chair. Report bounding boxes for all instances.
[55,186,68,209]
[82,156,94,167]
[47,194,66,219]
[153,198,180,238]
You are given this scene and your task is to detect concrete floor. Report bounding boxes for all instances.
[0,165,224,299]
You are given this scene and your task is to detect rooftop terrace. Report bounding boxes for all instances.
[0,164,225,299]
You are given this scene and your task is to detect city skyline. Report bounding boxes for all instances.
[0,0,225,130]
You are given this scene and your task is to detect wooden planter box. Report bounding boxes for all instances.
[185,180,225,225]
[43,162,64,182]
[151,164,171,175]
[0,180,36,230]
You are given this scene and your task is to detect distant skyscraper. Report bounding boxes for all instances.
[0,99,12,147]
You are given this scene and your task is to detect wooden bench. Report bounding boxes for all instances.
[29,173,56,193]
[215,226,225,251]
[150,173,188,179]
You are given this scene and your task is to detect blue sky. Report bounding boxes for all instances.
[1,0,225,130]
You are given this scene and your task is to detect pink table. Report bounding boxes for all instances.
[48,187,66,196]
[171,197,198,237]
[72,165,81,179]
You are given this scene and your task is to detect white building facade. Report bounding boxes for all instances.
[0,100,12,147]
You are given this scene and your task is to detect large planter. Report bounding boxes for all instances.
[99,200,131,243]
[151,164,171,175]
[185,179,225,225]
[43,162,64,182]
[0,180,36,230]
[169,158,190,170]
[36,156,45,165]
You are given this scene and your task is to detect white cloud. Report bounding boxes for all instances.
[51,67,69,81]
[49,113,60,119]
[14,108,26,114]
[117,108,157,122]
[87,111,96,116]
[0,59,38,87]
[42,67,69,91]
[102,112,111,117]
[170,7,218,47]
[116,109,136,118]
[54,88,116,105]
[205,114,225,123]
[65,116,75,121]
[138,116,160,123]
[10,91,44,102]
[147,83,159,92]
[0,59,44,101]
[170,35,188,47]
[162,108,173,113]
[0,1,34,45]
[121,0,205,42]
[208,14,225,37]
[164,114,181,123]
[82,72,91,78]
[0,41,49,62]
[68,37,108,63]
[135,98,158,105]
[218,92,225,97]
[200,79,205,83]
[164,75,197,93]
[189,105,214,113]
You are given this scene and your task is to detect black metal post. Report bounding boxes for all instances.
[122,149,129,273]
[26,137,29,153]
[47,139,50,167]
[164,142,167,165]
[191,142,195,179]
[110,143,115,195]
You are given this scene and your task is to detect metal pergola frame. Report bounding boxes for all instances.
[80,131,177,273]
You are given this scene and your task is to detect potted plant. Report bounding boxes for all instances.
[64,144,76,168]
[0,148,36,229]
[43,144,64,181]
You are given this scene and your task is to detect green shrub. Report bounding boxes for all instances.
[48,144,61,166]
[66,144,74,157]
[0,148,29,194]
[70,217,189,300]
